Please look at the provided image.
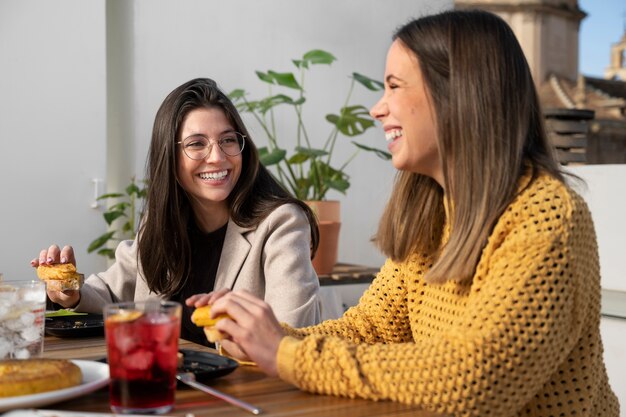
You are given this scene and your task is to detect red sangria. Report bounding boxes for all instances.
[104,301,181,414]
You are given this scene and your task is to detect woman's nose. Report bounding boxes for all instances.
[204,142,226,162]
[369,97,388,120]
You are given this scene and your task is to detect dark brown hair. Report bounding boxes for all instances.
[138,78,319,295]
[375,10,565,283]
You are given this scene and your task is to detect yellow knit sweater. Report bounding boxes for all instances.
[277,173,620,417]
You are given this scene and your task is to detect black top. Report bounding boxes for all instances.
[171,221,228,347]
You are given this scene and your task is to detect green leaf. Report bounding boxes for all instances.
[126,183,140,195]
[235,100,260,113]
[303,50,336,65]
[292,59,308,69]
[87,231,115,253]
[287,152,310,164]
[256,71,274,84]
[352,142,392,160]
[258,94,304,114]
[294,178,312,200]
[122,221,133,233]
[103,210,125,225]
[352,73,384,91]
[96,192,124,201]
[327,177,350,193]
[267,71,301,90]
[228,89,246,100]
[108,202,130,212]
[295,146,328,157]
[326,105,375,136]
[259,147,287,166]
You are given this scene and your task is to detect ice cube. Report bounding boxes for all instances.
[112,325,141,354]
[22,289,46,303]
[20,311,36,327]
[122,349,155,371]
[21,324,41,342]
[0,304,9,320]
[0,337,12,358]
[14,348,31,359]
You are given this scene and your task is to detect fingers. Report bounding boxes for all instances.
[185,293,206,306]
[211,290,269,321]
[185,288,231,309]
[60,245,76,265]
[219,339,251,362]
[46,289,80,308]
[31,245,76,267]
[209,293,283,376]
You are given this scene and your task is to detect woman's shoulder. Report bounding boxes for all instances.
[266,201,307,217]
[255,202,309,228]
[509,171,592,226]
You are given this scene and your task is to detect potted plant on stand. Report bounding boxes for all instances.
[230,50,390,274]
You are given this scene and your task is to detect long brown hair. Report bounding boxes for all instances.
[138,78,319,295]
[375,10,565,283]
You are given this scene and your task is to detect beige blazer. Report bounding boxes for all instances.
[76,203,320,327]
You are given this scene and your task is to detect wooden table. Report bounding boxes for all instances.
[42,335,443,417]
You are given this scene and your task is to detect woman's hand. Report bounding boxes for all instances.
[186,289,285,376]
[30,244,80,308]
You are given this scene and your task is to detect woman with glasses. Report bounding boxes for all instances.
[185,11,619,416]
[32,78,321,348]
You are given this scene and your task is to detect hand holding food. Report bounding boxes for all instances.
[36,262,83,291]
[191,304,232,343]
[189,290,285,376]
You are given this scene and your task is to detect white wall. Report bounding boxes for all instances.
[0,0,108,281]
[0,0,452,281]
[566,164,626,291]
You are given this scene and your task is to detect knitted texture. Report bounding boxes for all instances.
[277,173,620,417]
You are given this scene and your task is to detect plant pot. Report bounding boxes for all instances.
[306,200,340,275]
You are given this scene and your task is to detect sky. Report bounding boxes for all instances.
[578,0,625,77]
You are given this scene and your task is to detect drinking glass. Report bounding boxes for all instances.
[104,300,181,414]
[0,279,46,359]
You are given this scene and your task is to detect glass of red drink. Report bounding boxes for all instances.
[104,300,181,414]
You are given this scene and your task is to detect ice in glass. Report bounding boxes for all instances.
[0,279,46,359]
[104,300,181,414]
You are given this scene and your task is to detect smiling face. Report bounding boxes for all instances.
[176,107,242,224]
[370,40,442,186]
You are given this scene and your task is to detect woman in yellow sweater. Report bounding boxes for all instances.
[187,9,620,416]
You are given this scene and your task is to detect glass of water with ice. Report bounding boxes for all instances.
[0,279,46,359]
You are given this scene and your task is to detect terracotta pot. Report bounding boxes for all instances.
[306,200,341,275]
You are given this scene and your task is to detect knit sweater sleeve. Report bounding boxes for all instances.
[283,257,416,344]
[277,179,595,417]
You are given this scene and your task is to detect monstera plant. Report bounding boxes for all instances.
[229,49,390,201]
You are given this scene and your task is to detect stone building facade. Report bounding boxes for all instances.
[455,0,626,164]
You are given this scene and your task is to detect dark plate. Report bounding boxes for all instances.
[45,313,105,338]
[179,349,238,383]
[95,349,238,385]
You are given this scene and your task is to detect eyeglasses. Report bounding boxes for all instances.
[177,132,246,159]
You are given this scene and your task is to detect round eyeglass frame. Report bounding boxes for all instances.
[176,132,246,160]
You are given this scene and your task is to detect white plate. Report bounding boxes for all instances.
[0,360,110,412]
